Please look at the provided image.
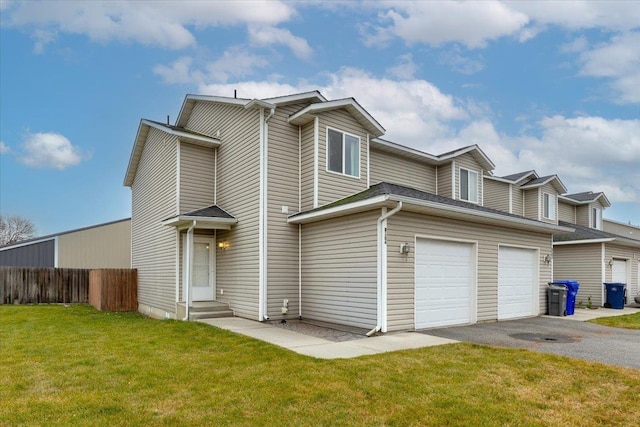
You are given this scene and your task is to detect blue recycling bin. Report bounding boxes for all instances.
[603,283,626,309]
[550,280,580,315]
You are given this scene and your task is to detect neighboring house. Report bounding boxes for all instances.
[552,193,640,306]
[124,91,571,332]
[0,218,131,268]
[604,218,640,240]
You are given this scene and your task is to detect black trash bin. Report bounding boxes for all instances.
[603,282,626,309]
[547,284,567,316]
[550,280,580,315]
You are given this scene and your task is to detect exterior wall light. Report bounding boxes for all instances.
[400,243,411,254]
[217,241,229,250]
[607,259,613,268]
[544,254,552,264]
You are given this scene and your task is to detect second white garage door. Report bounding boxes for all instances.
[498,246,537,320]
[415,238,475,329]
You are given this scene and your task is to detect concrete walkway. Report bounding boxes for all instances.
[198,317,457,359]
[198,306,640,360]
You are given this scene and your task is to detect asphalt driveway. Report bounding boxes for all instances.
[424,317,640,369]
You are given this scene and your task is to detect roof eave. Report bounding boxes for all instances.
[289,193,572,234]
[162,216,237,230]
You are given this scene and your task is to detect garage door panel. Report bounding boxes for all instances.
[415,239,474,329]
[498,246,536,320]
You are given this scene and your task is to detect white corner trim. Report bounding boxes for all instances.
[313,116,319,208]
[298,125,302,211]
[509,184,513,214]
[176,139,181,215]
[601,242,606,305]
[451,160,456,199]
[214,148,217,205]
[53,236,59,267]
[366,133,370,188]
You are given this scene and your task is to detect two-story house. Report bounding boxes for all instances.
[124,91,573,333]
[553,192,640,306]
[484,169,640,308]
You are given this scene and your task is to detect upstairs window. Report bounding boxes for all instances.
[592,207,602,229]
[543,193,556,220]
[459,168,478,203]
[327,128,359,178]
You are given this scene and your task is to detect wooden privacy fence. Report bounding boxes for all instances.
[0,267,90,304]
[0,267,137,311]
[89,269,137,311]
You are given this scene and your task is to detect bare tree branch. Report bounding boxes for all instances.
[0,215,36,245]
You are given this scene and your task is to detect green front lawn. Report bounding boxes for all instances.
[1,305,639,426]
[590,311,640,330]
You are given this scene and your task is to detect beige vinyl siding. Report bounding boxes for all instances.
[369,148,436,192]
[558,201,575,223]
[524,189,539,220]
[386,211,552,331]
[553,243,604,306]
[455,153,484,204]
[575,205,590,227]
[483,178,510,213]
[437,162,453,198]
[131,127,178,314]
[511,185,524,216]
[604,220,640,239]
[605,243,640,303]
[185,101,261,319]
[301,211,378,329]
[265,103,309,319]
[300,121,315,211]
[317,110,368,206]
[179,142,215,213]
[539,183,558,224]
[57,219,131,268]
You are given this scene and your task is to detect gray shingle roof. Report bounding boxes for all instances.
[181,205,235,219]
[563,191,603,202]
[291,182,548,223]
[554,221,640,244]
[501,170,536,182]
[520,175,556,187]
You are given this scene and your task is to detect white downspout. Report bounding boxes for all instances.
[367,201,403,336]
[182,221,196,321]
[298,224,302,320]
[261,107,275,321]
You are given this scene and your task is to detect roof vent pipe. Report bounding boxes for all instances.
[234,89,237,99]
[166,115,170,125]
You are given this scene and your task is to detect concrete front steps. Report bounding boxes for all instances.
[182,301,234,320]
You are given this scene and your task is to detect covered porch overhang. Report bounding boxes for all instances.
[162,205,237,320]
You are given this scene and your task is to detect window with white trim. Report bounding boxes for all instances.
[327,128,359,177]
[543,193,556,220]
[592,207,602,229]
[459,168,478,203]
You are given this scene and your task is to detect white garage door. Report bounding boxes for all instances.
[415,239,474,329]
[498,246,537,320]
[611,259,627,283]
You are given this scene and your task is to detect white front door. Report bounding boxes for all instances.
[184,236,215,302]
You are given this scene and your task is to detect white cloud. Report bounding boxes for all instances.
[578,32,640,104]
[248,26,312,59]
[153,57,203,85]
[560,35,588,54]
[366,1,529,49]
[31,29,56,54]
[154,48,269,85]
[0,141,10,154]
[19,132,88,169]
[3,1,295,50]
[386,54,418,80]
[509,1,640,32]
[439,49,484,75]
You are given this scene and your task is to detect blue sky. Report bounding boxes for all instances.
[1,0,639,236]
